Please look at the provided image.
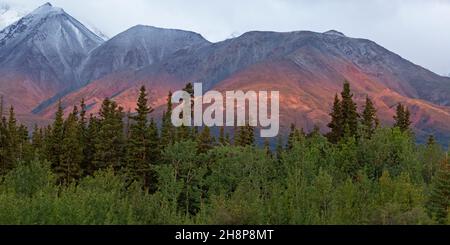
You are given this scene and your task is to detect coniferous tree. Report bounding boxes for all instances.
[340,81,359,139]
[361,96,379,138]
[287,124,304,149]
[148,118,160,164]
[83,114,99,176]
[31,124,44,157]
[263,138,272,157]
[5,106,19,167]
[161,92,175,148]
[176,83,195,141]
[47,102,65,172]
[225,132,231,145]
[308,125,322,138]
[327,94,343,143]
[393,103,412,133]
[58,107,82,184]
[276,135,284,161]
[0,106,21,174]
[78,99,90,176]
[93,98,125,172]
[235,122,255,147]
[427,135,436,147]
[197,126,214,153]
[0,104,6,173]
[218,126,227,145]
[127,86,155,186]
[427,158,450,224]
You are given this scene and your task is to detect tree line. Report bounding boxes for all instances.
[0,81,448,224]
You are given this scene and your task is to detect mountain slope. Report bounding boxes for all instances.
[79,25,210,85]
[0,3,104,113]
[41,28,450,144]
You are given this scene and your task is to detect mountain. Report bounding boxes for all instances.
[79,25,210,84]
[39,27,450,144]
[0,3,104,113]
[1,3,450,145]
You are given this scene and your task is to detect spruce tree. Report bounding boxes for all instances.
[276,135,284,161]
[427,158,450,224]
[5,106,19,167]
[308,125,322,138]
[287,124,304,149]
[148,118,160,164]
[264,138,272,157]
[93,98,125,172]
[47,102,65,172]
[340,81,359,139]
[83,114,99,175]
[31,124,44,157]
[218,126,227,145]
[393,103,412,133]
[78,99,90,176]
[0,96,5,173]
[0,106,20,174]
[161,92,175,147]
[361,96,379,138]
[58,108,82,184]
[235,122,255,147]
[127,86,155,186]
[176,83,195,141]
[327,94,343,143]
[197,126,214,153]
[427,135,436,147]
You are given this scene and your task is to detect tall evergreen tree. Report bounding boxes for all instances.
[78,99,90,176]
[0,106,20,174]
[218,126,227,145]
[161,92,175,147]
[427,135,436,147]
[58,108,82,184]
[47,102,65,172]
[235,122,255,147]
[31,124,44,157]
[263,138,272,157]
[340,81,359,138]
[287,124,304,149]
[126,86,155,186]
[93,98,125,172]
[197,126,214,153]
[427,158,450,224]
[148,118,160,164]
[361,96,379,138]
[327,94,343,143]
[83,114,99,176]
[393,103,412,133]
[276,135,284,161]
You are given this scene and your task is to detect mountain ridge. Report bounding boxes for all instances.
[1,3,450,146]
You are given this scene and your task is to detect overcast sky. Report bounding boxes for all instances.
[3,0,450,75]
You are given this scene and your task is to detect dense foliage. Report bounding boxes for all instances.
[0,84,448,225]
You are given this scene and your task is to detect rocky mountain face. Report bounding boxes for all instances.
[1,3,450,145]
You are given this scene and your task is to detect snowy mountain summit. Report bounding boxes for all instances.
[323,30,346,37]
[0,2,105,113]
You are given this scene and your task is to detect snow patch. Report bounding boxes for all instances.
[324,30,346,37]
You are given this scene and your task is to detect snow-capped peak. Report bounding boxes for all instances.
[324,30,346,37]
[29,2,63,17]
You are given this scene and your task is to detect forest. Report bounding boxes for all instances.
[0,81,448,225]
